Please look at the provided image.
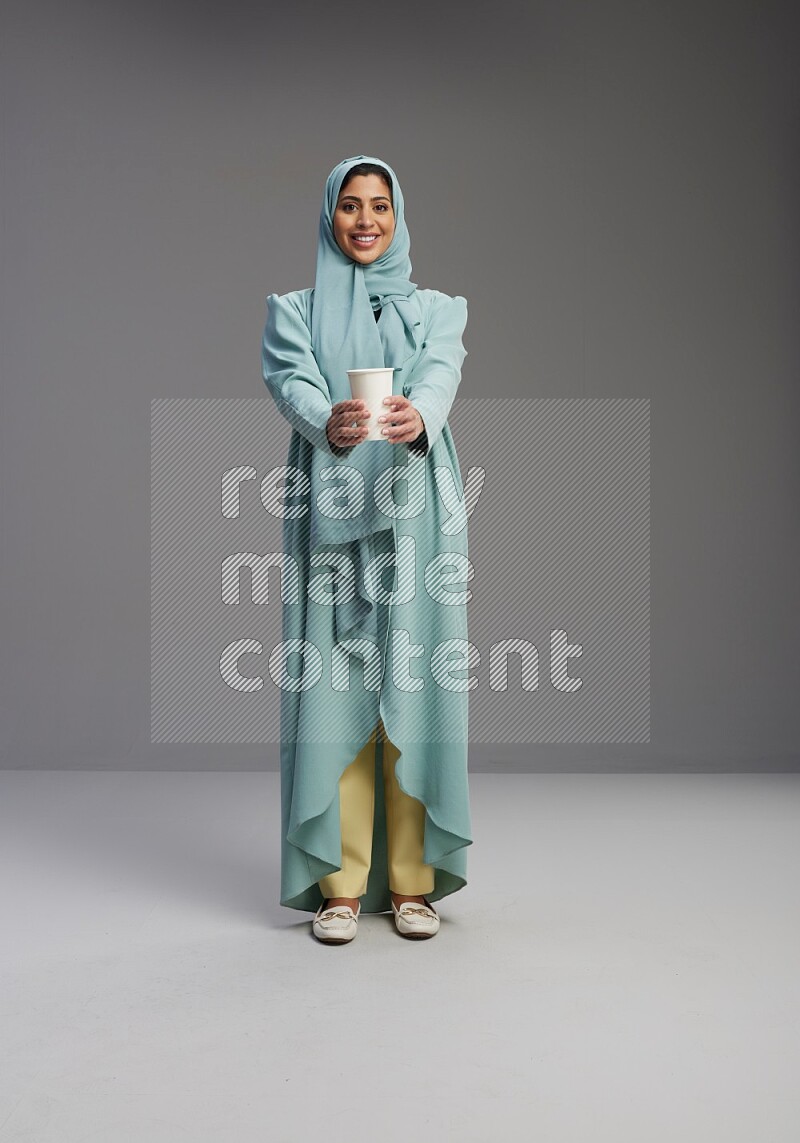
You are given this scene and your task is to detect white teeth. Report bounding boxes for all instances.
[353,235,377,242]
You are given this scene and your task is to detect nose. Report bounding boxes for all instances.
[356,207,373,227]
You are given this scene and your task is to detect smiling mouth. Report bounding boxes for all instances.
[351,235,379,246]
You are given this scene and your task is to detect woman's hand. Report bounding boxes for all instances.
[326,395,425,448]
[377,395,425,444]
[326,399,371,448]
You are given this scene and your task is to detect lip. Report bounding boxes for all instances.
[351,234,379,245]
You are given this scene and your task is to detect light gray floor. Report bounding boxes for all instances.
[0,771,798,1142]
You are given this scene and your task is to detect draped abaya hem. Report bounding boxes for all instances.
[278,520,473,915]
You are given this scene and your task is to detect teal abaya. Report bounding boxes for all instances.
[261,155,472,914]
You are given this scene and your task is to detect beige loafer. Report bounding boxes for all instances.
[312,899,361,944]
[391,896,440,939]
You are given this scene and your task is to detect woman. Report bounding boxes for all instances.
[261,154,472,944]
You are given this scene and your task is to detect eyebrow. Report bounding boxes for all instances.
[339,194,391,203]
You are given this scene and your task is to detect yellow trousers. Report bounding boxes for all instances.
[318,719,435,898]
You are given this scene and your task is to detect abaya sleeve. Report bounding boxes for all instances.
[403,292,468,453]
[261,292,355,458]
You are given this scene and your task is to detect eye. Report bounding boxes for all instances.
[339,202,391,213]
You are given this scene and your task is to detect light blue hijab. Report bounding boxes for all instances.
[310,154,420,402]
[306,155,424,646]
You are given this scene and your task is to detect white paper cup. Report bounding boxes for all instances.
[346,368,395,441]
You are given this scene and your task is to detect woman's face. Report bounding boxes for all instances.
[333,173,395,264]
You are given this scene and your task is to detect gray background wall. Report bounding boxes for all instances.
[2,0,798,770]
